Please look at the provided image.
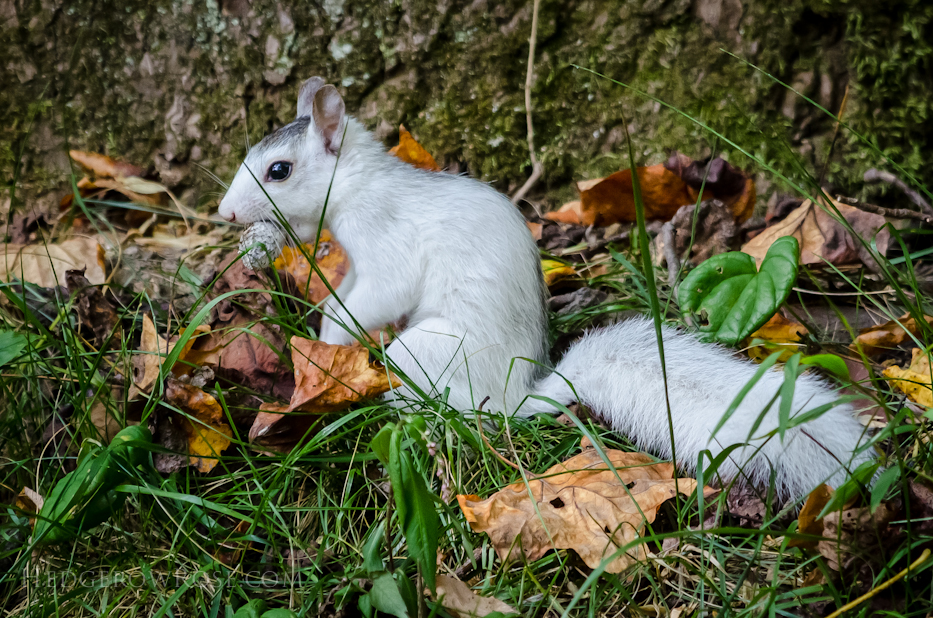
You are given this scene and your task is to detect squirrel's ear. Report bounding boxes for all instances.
[296,77,326,119]
[312,84,345,155]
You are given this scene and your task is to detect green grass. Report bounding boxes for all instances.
[2,71,933,618]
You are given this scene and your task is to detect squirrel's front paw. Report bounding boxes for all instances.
[239,221,286,270]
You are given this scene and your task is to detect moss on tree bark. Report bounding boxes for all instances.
[2,0,931,213]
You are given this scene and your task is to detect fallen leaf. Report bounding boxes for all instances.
[817,502,897,572]
[883,348,933,408]
[746,312,808,362]
[851,313,933,357]
[163,377,233,473]
[389,126,440,171]
[741,197,890,269]
[16,487,44,524]
[185,257,296,400]
[134,314,210,391]
[272,230,350,303]
[659,199,740,265]
[665,153,756,222]
[432,575,517,618]
[249,337,401,447]
[526,221,544,241]
[546,164,693,226]
[541,259,576,287]
[66,270,122,350]
[1,237,106,287]
[457,438,698,573]
[69,150,144,179]
[788,484,833,549]
[546,154,756,227]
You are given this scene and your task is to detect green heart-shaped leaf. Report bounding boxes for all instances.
[679,236,799,345]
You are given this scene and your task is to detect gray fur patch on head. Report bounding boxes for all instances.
[253,116,311,155]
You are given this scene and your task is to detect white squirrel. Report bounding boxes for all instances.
[218,77,876,501]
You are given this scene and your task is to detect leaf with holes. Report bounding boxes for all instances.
[678,236,799,345]
[457,438,698,573]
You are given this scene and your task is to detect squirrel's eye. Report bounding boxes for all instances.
[266,161,292,182]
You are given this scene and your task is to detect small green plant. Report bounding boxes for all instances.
[679,236,799,344]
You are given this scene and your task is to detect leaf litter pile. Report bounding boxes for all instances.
[2,131,933,617]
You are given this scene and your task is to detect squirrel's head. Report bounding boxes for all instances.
[218,77,346,236]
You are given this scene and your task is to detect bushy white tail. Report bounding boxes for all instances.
[522,319,875,501]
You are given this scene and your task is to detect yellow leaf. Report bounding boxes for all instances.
[746,313,807,362]
[457,438,698,573]
[541,259,575,287]
[165,378,233,473]
[883,348,933,408]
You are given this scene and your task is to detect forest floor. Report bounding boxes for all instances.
[2,99,933,618]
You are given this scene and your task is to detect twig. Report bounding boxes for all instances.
[835,195,933,225]
[659,220,680,292]
[819,84,849,186]
[510,0,544,207]
[864,168,933,216]
[825,548,931,618]
[474,396,523,471]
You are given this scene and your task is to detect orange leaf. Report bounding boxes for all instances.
[851,313,933,357]
[787,484,833,549]
[546,165,693,227]
[389,126,440,171]
[272,230,350,304]
[457,438,698,573]
[249,338,401,447]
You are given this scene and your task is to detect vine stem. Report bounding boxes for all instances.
[511,0,544,207]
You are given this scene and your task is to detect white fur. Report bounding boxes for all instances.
[219,82,875,500]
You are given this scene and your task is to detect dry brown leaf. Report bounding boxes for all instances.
[432,575,518,618]
[741,197,890,268]
[746,313,808,362]
[16,487,44,523]
[272,230,350,304]
[457,438,698,573]
[883,348,933,408]
[69,150,144,179]
[788,484,833,549]
[66,270,122,350]
[665,153,756,222]
[817,502,897,572]
[547,154,755,227]
[186,258,295,400]
[389,126,440,171]
[851,313,933,357]
[164,377,233,473]
[1,237,105,287]
[249,337,401,447]
[526,221,544,241]
[134,314,210,391]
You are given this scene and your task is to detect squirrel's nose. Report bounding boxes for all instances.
[218,197,236,222]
